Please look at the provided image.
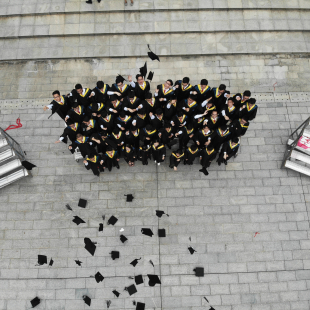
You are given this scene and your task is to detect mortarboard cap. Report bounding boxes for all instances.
[135,275,144,285]
[78,198,87,208]
[147,71,154,81]
[141,228,154,237]
[147,274,161,286]
[194,267,204,277]
[37,255,47,265]
[125,194,134,202]
[99,223,103,232]
[130,258,141,267]
[83,295,91,307]
[72,216,85,225]
[139,62,147,79]
[65,204,72,211]
[158,229,166,237]
[136,302,145,310]
[156,210,169,218]
[120,235,128,243]
[147,44,160,61]
[209,307,215,310]
[116,74,126,84]
[95,271,104,283]
[75,260,82,266]
[149,260,154,267]
[188,246,196,255]
[22,161,36,171]
[30,297,40,308]
[112,290,120,298]
[84,238,97,256]
[107,215,118,225]
[49,258,54,266]
[111,251,119,260]
[125,284,137,296]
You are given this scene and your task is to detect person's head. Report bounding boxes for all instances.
[136,74,144,84]
[128,90,135,99]
[207,145,214,151]
[97,81,104,89]
[156,108,163,117]
[227,98,234,106]
[200,79,208,86]
[211,110,218,118]
[76,133,83,141]
[145,93,152,103]
[106,146,113,155]
[138,108,146,117]
[125,144,131,152]
[100,130,108,137]
[101,110,108,118]
[248,98,256,106]
[164,79,173,89]
[91,103,99,112]
[220,125,227,131]
[203,125,210,132]
[186,123,193,131]
[232,137,239,144]
[116,77,124,88]
[190,145,198,152]
[83,116,90,124]
[207,100,214,108]
[153,139,160,147]
[188,94,196,104]
[119,111,126,120]
[243,90,251,101]
[113,127,120,135]
[75,84,83,95]
[182,77,190,87]
[52,90,61,101]
[110,95,118,104]
[218,84,226,95]
[177,110,183,120]
[175,149,182,157]
[142,145,147,151]
[131,126,137,133]
[164,122,171,131]
[234,93,242,101]
[145,124,152,132]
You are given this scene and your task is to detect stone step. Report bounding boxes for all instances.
[284,159,310,176]
[1,0,310,17]
[0,9,309,39]
[291,149,310,165]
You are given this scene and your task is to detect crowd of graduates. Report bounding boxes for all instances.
[44,74,257,176]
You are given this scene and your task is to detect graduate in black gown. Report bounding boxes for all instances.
[115,111,133,132]
[90,131,117,154]
[106,95,123,117]
[174,77,194,101]
[125,126,140,149]
[204,110,224,131]
[110,128,125,154]
[192,79,213,104]
[230,117,249,139]
[145,92,159,114]
[149,108,164,131]
[138,144,152,165]
[69,84,92,107]
[163,96,178,121]
[177,94,199,117]
[109,76,130,100]
[98,110,114,134]
[194,125,213,149]
[140,124,157,145]
[184,145,200,165]
[178,123,195,149]
[209,125,232,151]
[69,133,95,157]
[91,81,110,104]
[199,145,217,176]
[132,109,148,129]
[152,140,166,165]
[211,84,229,111]
[44,90,70,120]
[56,120,81,144]
[239,98,257,121]
[123,90,141,116]
[83,153,104,176]
[129,74,150,100]
[169,149,184,171]
[82,116,98,137]
[103,146,120,171]
[217,137,240,166]
[221,98,237,123]
[155,79,175,101]
[123,144,137,167]
[65,102,85,124]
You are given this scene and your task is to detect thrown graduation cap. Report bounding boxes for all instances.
[65,204,72,211]
[147,71,154,81]
[107,215,118,225]
[130,257,141,267]
[106,300,111,309]
[37,255,47,265]
[147,274,161,286]
[136,302,145,310]
[125,284,137,296]
[83,295,91,307]
[120,235,128,243]
[84,238,97,256]
[135,275,144,285]
[149,260,154,267]
[209,307,215,310]
[49,258,54,266]
[141,228,154,237]
[30,297,40,308]
[125,194,134,202]
[95,271,104,283]
[194,267,204,277]
[116,74,126,83]
[188,246,197,255]
[112,290,120,298]
[75,260,82,266]
[99,223,103,232]
[147,44,160,61]
[158,229,166,237]
[110,251,119,260]
[156,210,169,218]
[22,160,36,171]
[139,62,147,79]
[78,198,87,208]
[72,216,85,225]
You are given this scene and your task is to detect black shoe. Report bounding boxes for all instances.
[97,0,101,2]
[116,165,120,169]
[203,169,209,176]
[167,143,171,149]
[199,168,204,173]
[146,161,148,165]
[217,160,221,166]
[86,0,92,3]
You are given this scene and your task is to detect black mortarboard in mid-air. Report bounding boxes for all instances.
[107,215,118,225]
[84,238,96,256]
[75,260,82,266]
[110,251,119,260]
[158,229,166,237]
[135,275,144,285]
[140,62,147,79]
[147,44,160,61]
[49,258,54,266]
[65,204,72,211]
[204,297,209,302]
[149,260,154,267]
[136,302,145,310]
[72,216,85,225]
[125,284,137,296]
[22,161,36,170]
[106,300,111,309]
[83,295,91,306]
[116,74,126,84]
[156,210,169,218]
[37,255,47,265]
[147,274,161,286]
[141,228,154,237]
[209,307,215,310]
[125,194,134,202]
[130,258,141,267]
[188,246,197,255]
[147,71,154,81]
[112,290,120,298]
[30,297,40,308]
[99,223,103,232]
[194,267,204,277]
[120,235,128,243]
[95,271,104,283]
[78,198,87,208]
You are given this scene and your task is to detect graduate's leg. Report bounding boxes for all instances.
[169,156,174,168]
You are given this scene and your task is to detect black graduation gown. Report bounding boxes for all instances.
[123,96,141,116]
[177,99,199,117]
[103,150,120,171]
[152,144,166,162]
[138,145,152,165]
[194,129,213,148]
[217,140,240,164]
[98,114,114,134]
[84,155,104,176]
[179,126,195,149]
[163,101,177,121]
[211,87,229,111]
[171,114,188,128]
[184,147,200,165]
[193,85,213,104]
[210,128,232,150]
[200,148,217,168]
[110,83,130,99]
[192,114,205,131]
[174,80,194,101]
[125,129,140,149]
[91,133,117,154]
[150,115,164,131]
[132,114,148,129]
[86,103,105,118]
[156,84,175,100]
[158,128,176,145]
[81,119,99,137]
[92,85,110,104]
[60,123,81,144]
[110,131,126,153]
[230,119,249,138]
[239,103,258,121]
[115,115,133,131]
[204,116,225,131]
[67,105,85,123]
[145,98,159,115]
[169,151,184,167]
[139,128,158,145]
[106,100,123,117]
[69,136,95,157]
[70,88,92,107]
[221,105,238,122]
[49,95,70,120]
[131,81,150,100]
[123,147,137,163]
